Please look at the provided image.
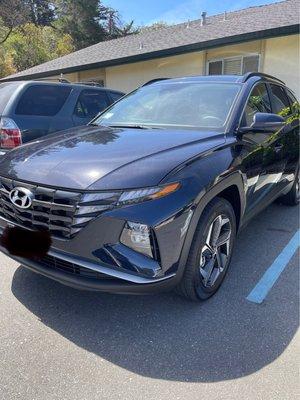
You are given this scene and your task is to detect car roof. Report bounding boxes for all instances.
[0,80,124,93]
[144,73,286,86]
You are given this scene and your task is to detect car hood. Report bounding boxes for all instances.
[0,125,225,190]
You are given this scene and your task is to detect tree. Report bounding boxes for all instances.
[0,46,16,76]
[0,0,138,78]
[7,23,74,72]
[54,0,138,50]
[104,9,138,39]
[24,0,56,26]
[54,0,108,50]
[0,0,29,44]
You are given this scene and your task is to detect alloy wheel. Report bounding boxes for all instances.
[199,214,232,288]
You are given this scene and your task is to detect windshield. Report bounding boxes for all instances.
[94,82,241,130]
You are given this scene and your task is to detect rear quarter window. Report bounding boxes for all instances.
[15,85,71,116]
[269,84,291,116]
[286,89,299,114]
[0,83,20,114]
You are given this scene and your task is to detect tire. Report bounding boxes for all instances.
[176,197,236,302]
[278,168,300,206]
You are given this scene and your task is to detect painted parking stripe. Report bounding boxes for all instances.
[247,230,299,304]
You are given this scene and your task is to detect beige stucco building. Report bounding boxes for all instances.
[2,0,300,96]
[69,35,299,97]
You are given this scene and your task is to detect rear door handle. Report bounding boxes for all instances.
[274,144,284,152]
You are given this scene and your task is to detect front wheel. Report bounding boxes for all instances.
[176,197,236,301]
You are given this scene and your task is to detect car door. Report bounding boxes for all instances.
[238,82,279,215]
[72,89,111,126]
[268,84,299,188]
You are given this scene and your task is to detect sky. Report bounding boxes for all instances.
[106,0,281,26]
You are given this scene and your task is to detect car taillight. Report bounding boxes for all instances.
[0,117,22,149]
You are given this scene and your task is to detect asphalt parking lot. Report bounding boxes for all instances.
[0,202,299,400]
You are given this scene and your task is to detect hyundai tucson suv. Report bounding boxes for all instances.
[0,73,298,301]
[0,80,124,155]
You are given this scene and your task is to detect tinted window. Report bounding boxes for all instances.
[0,83,20,114]
[109,92,123,103]
[74,90,110,118]
[285,89,299,115]
[269,84,291,115]
[16,85,71,116]
[243,83,271,126]
[96,82,241,129]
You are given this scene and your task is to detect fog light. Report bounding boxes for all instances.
[120,222,153,258]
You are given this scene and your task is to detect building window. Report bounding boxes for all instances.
[207,55,260,75]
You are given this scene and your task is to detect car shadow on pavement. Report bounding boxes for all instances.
[11,203,299,383]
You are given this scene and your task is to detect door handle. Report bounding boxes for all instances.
[274,144,284,152]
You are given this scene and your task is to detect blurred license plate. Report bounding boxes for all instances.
[0,226,51,259]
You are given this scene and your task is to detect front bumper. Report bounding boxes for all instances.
[0,242,178,293]
[0,189,193,293]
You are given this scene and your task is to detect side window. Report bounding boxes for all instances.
[243,83,271,126]
[16,85,71,116]
[286,89,299,115]
[74,90,110,118]
[109,92,123,103]
[269,84,291,116]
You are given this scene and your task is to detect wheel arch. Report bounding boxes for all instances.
[175,172,246,283]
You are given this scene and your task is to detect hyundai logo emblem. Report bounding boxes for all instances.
[9,187,34,209]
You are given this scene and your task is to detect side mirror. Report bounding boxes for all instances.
[239,112,285,134]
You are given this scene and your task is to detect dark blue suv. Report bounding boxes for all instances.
[0,73,298,301]
[0,81,124,154]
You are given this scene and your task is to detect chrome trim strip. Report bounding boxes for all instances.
[46,248,175,284]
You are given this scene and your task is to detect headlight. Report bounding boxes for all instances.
[117,182,180,206]
[77,182,180,218]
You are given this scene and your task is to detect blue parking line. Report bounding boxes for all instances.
[247,230,300,304]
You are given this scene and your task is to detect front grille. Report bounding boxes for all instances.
[39,254,114,280]
[0,176,119,239]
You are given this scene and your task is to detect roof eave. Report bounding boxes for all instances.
[2,24,299,82]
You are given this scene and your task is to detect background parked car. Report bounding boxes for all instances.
[0,80,124,154]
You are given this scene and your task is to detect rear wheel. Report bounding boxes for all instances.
[176,197,236,301]
[278,168,300,206]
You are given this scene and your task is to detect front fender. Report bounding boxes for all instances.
[173,171,246,284]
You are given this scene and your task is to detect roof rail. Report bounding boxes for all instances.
[142,78,170,87]
[242,72,285,85]
[33,77,71,84]
[73,81,104,87]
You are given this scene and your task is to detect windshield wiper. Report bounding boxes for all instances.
[106,124,159,130]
